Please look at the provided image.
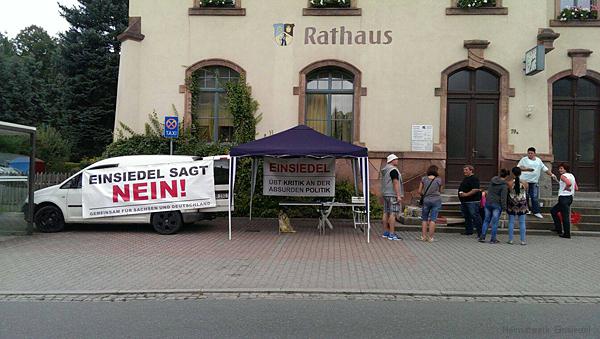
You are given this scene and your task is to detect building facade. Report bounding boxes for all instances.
[115,0,600,197]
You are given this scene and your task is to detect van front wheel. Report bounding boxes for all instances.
[34,205,65,233]
[151,211,182,235]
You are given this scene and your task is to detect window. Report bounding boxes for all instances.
[189,0,246,16]
[446,0,508,15]
[191,66,240,143]
[560,0,596,10]
[305,68,354,142]
[303,0,361,16]
[552,0,599,26]
[60,174,82,189]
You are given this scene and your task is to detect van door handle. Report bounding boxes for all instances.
[576,153,582,160]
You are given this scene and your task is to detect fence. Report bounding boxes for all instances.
[0,173,71,212]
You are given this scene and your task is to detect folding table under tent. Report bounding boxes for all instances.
[227,125,372,242]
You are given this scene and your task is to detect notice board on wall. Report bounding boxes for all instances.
[411,125,433,152]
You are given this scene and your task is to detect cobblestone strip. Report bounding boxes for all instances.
[1,292,599,304]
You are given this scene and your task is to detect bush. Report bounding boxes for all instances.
[36,125,72,172]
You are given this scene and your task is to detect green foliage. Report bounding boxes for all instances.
[309,0,351,8]
[457,0,496,8]
[57,0,129,159]
[558,6,598,20]
[224,77,261,144]
[0,135,29,155]
[35,125,72,172]
[0,26,59,127]
[198,0,235,7]
[104,111,231,158]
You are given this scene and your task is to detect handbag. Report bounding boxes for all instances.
[419,177,436,206]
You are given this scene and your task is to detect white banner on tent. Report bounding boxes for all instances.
[82,160,216,218]
[263,158,335,197]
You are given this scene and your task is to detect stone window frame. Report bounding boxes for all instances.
[182,59,246,129]
[446,0,508,15]
[550,0,600,27]
[293,60,366,143]
[303,0,362,16]
[189,0,246,16]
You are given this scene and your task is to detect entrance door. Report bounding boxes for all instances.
[446,69,500,187]
[552,77,600,191]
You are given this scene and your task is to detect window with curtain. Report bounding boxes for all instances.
[560,0,596,10]
[305,68,354,142]
[191,66,240,142]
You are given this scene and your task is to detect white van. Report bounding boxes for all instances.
[29,155,230,234]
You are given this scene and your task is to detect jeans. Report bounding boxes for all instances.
[421,200,442,222]
[527,183,541,214]
[460,201,482,236]
[551,196,573,236]
[508,214,526,242]
[481,202,502,241]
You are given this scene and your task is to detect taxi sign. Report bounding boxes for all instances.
[164,116,179,138]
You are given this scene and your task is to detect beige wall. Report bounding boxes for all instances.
[115,0,600,156]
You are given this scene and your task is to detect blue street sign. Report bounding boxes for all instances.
[164,116,179,138]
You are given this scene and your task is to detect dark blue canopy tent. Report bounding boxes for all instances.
[228,125,372,242]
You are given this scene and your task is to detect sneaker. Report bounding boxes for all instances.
[559,234,571,239]
[478,238,486,243]
[526,211,532,215]
[507,240,514,245]
[382,231,390,238]
[417,235,427,241]
[490,239,500,244]
[520,241,527,245]
[534,213,544,219]
[388,233,401,241]
[428,237,438,243]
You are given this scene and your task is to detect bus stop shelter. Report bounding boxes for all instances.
[228,125,371,242]
[0,121,36,235]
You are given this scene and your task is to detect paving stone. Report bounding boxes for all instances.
[0,218,599,301]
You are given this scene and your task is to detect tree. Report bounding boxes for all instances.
[57,0,129,159]
[0,27,59,127]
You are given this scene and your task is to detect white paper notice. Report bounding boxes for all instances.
[411,125,433,152]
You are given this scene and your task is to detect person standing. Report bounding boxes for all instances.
[381,154,403,241]
[518,147,557,218]
[551,163,578,239]
[458,165,482,237]
[507,167,529,245]
[479,169,509,244]
[418,165,443,242]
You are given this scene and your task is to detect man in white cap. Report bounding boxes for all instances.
[381,154,404,240]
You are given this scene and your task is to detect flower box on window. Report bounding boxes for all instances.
[558,6,598,20]
[550,1,600,26]
[198,0,235,7]
[446,0,507,15]
[456,0,496,8]
[304,0,361,16]
[309,0,351,8]
[189,0,245,16]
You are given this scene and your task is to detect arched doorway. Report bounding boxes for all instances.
[446,68,500,186]
[552,76,600,191]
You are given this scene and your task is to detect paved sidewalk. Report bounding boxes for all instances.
[1,218,599,296]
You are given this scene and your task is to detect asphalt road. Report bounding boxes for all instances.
[1,300,599,339]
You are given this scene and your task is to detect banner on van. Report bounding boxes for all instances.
[263,158,335,197]
[82,160,216,218]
